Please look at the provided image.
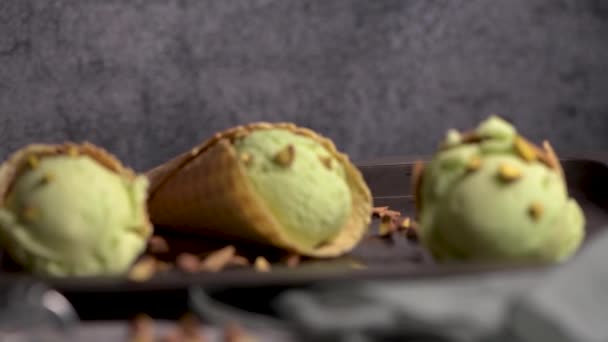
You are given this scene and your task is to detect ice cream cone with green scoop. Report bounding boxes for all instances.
[413,116,585,263]
[146,122,373,258]
[0,143,152,276]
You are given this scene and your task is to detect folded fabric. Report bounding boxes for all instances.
[505,232,608,342]
[274,229,608,342]
[275,273,542,342]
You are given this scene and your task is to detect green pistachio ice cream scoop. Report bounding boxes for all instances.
[413,116,585,263]
[231,129,352,250]
[146,122,372,258]
[0,143,152,276]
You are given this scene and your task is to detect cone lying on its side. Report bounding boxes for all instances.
[0,143,152,276]
[146,122,373,258]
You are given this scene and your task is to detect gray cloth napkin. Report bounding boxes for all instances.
[273,230,608,342]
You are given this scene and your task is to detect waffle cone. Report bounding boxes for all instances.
[146,122,372,257]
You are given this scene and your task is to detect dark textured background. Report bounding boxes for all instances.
[1,0,607,171]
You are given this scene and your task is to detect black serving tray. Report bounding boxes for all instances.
[1,156,607,320]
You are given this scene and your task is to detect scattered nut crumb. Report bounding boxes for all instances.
[176,253,200,273]
[405,221,419,242]
[161,329,182,342]
[179,313,203,339]
[372,206,389,218]
[384,210,401,219]
[498,163,522,181]
[148,236,170,254]
[156,261,172,272]
[162,328,207,342]
[378,215,394,237]
[285,254,301,268]
[131,312,208,342]
[223,323,256,342]
[372,209,417,241]
[400,217,411,229]
[254,256,271,272]
[200,246,236,272]
[529,202,544,221]
[228,255,250,267]
[129,314,155,342]
[274,145,295,167]
[372,207,406,238]
[350,261,367,270]
[128,257,157,282]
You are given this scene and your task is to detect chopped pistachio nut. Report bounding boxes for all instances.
[379,215,393,236]
[498,163,522,181]
[460,131,482,143]
[190,147,200,156]
[515,136,538,162]
[529,202,544,221]
[444,129,462,147]
[319,155,333,170]
[542,141,561,171]
[131,224,151,238]
[232,128,248,140]
[67,146,79,157]
[467,156,482,172]
[22,206,38,221]
[254,256,271,272]
[27,155,39,169]
[41,172,55,184]
[240,152,253,166]
[273,145,295,167]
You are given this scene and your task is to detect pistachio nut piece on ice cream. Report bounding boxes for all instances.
[0,143,152,276]
[146,122,372,257]
[413,116,585,263]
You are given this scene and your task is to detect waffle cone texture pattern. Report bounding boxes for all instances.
[146,122,372,257]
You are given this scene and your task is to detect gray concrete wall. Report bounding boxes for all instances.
[1,0,607,171]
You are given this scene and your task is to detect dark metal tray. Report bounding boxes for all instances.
[2,156,608,320]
